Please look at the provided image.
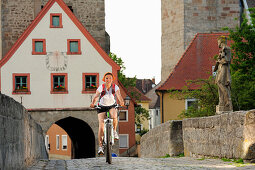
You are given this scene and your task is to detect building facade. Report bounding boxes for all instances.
[157,33,227,122]
[0,0,134,158]
[1,0,108,59]
[161,0,241,82]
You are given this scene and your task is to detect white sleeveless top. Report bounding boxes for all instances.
[97,84,119,106]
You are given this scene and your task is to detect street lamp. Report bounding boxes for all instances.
[124,95,131,108]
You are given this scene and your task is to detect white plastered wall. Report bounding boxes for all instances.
[1,2,112,109]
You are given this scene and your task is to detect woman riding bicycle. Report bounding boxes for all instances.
[90,72,124,155]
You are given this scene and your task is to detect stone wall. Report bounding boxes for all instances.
[29,108,119,157]
[140,120,183,158]
[184,0,240,49]
[161,0,240,82]
[0,94,47,170]
[161,0,185,82]
[183,110,255,159]
[1,0,108,57]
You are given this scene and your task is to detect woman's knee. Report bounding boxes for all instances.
[109,108,117,118]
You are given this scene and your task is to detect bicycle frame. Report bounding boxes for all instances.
[95,105,122,164]
[104,112,114,145]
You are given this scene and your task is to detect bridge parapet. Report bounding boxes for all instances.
[183,110,255,159]
[140,120,183,157]
[0,93,47,170]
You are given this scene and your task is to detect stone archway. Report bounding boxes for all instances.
[28,108,99,159]
[55,116,95,158]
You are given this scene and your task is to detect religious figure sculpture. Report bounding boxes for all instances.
[214,36,233,113]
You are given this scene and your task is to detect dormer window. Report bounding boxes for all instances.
[50,13,63,28]
[67,39,81,55]
[32,39,46,55]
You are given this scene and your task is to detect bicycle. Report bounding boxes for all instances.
[95,104,123,164]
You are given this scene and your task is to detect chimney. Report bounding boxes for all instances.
[152,77,155,84]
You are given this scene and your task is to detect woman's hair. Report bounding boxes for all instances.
[102,72,115,82]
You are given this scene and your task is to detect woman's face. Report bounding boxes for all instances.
[105,74,113,84]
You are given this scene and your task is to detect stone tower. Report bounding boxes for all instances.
[161,0,241,82]
[1,0,108,59]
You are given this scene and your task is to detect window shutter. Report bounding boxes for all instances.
[119,135,128,148]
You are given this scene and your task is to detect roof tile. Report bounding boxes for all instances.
[157,33,229,91]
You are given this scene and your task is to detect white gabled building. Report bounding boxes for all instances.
[0,0,120,109]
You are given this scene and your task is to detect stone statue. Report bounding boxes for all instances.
[214,36,233,113]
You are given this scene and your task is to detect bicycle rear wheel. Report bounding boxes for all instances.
[105,123,112,164]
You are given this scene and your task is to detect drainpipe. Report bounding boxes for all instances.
[242,0,251,24]
[161,92,164,123]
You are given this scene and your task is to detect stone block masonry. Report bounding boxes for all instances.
[183,110,255,160]
[1,0,108,57]
[0,94,47,170]
[161,0,240,82]
[140,120,183,158]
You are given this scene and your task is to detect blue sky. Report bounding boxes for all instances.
[105,0,161,84]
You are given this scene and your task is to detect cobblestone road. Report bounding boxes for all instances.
[28,157,255,170]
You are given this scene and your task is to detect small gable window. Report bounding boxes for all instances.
[50,13,63,28]
[67,39,81,55]
[32,39,46,55]
[13,73,31,95]
[82,73,99,93]
[51,73,68,94]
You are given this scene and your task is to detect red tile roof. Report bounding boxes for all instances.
[157,33,229,91]
[127,86,151,102]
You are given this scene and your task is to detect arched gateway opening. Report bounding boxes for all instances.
[52,117,95,159]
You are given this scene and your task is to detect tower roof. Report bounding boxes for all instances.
[157,33,228,91]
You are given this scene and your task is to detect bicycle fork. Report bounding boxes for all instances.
[104,118,115,145]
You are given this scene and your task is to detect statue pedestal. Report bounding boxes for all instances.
[216,105,233,114]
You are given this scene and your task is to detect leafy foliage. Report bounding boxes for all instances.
[109,52,136,88]
[135,106,150,125]
[223,9,255,110]
[169,76,218,118]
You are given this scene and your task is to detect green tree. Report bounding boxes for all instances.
[169,76,218,118]
[223,9,255,110]
[109,52,136,88]
[135,106,150,136]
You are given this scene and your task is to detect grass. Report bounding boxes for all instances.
[197,158,205,161]
[176,153,185,158]
[160,154,170,158]
[221,158,231,162]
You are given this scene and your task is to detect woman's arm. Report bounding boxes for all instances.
[90,90,100,108]
[116,90,125,106]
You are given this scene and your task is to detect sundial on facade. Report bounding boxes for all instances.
[45,51,68,71]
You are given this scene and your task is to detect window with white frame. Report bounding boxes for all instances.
[56,135,60,150]
[119,134,129,148]
[135,124,143,133]
[212,66,217,77]
[62,135,67,150]
[45,135,49,151]
[119,110,128,122]
[185,98,198,110]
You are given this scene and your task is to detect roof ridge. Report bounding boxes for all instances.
[157,33,199,91]
[0,0,120,70]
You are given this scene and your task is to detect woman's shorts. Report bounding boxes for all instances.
[97,104,116,114]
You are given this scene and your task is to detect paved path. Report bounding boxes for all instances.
[28,157,255,170]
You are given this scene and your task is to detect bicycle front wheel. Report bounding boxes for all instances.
[105,123,112,164]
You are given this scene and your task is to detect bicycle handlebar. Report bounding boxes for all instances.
[93,104,126,110]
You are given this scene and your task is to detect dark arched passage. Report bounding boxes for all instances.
[55,117,95,158]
